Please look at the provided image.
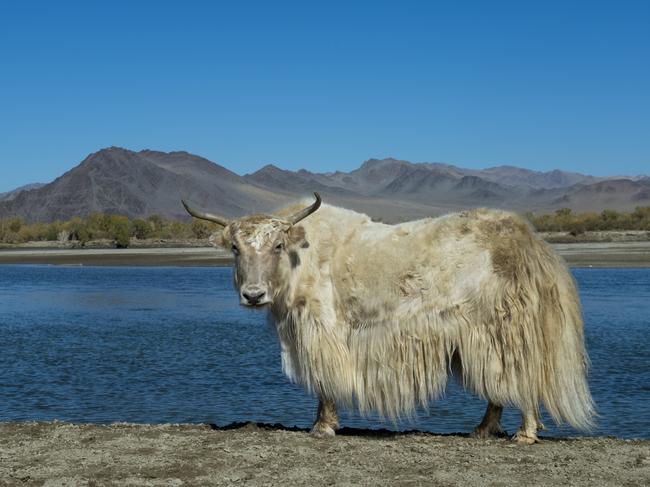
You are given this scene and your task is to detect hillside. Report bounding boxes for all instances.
[244,157,650,217]
[1,147,648,223]
[0,148,289,222]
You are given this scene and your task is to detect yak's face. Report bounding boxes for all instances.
[220,216,306,307]
[182,193,320,308]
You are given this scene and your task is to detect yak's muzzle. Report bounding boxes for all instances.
[240,286,269,307]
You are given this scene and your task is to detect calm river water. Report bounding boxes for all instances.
[1,265,648,439]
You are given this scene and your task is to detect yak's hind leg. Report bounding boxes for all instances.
[310,397,339,438]
[472,402,506,439]
[512,409,540,444]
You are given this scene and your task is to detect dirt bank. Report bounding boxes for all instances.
[0,247,232,267]
[1,242,649,267]
[552,241,650,267]
[1,422,648,486]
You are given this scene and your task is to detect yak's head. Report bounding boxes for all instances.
[181,193,321,307]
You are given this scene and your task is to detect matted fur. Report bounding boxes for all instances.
[231,203,595,430]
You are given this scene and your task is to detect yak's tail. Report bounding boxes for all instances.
[539,257,596,430]
[465,230,596,431]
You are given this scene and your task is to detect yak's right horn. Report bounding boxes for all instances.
[181,200,230,227]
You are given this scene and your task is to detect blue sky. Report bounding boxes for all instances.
[1,1,648,192]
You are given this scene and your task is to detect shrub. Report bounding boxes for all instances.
[8,217,22,233]
[190,219,216,239]
[526,207,650,233]
[107,215,130,248]
[131,218,153,240]
[147,215,163,234]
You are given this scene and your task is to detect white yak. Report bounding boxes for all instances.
[182,193,594,444]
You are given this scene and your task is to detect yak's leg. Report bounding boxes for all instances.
[310,397,339,438]
[472,402,505,438]
[513,409,539,444]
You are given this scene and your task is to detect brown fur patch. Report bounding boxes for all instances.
[477,216,536,280]
[397,271,429,298]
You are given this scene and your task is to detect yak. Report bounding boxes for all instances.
[182,193,594,444]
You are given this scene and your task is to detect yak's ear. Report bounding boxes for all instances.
[287,224,309,248]
[209,226,230,248]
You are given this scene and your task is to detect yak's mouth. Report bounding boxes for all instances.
[239,299,271,308]
[241,302,270,309]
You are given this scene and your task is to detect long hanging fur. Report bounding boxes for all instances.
[269,203,595,430]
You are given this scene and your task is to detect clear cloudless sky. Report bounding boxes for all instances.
[1,0,649,191]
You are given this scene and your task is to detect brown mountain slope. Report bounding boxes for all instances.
[1,148,648,223]
[0,148,289,222]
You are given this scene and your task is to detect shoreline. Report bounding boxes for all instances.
[1,241,650,267]
[1,421,648,486]
[0,246,233,267]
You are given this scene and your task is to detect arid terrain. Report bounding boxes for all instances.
[1,422,648,486]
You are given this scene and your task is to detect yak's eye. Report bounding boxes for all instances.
[275,242,284,251]
[231,244,239,255]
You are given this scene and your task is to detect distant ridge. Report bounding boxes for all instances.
[0,183,46,202]
[1,147,648,223]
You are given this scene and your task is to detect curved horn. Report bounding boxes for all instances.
[181,199,230,227]
[288,192,322,225]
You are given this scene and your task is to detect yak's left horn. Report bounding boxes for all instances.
[181,199,230,227]
[288,192,322,225]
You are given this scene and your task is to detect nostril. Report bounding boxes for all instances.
[243,290,266,305]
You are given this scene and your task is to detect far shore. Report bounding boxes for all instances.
[0,246,233,267]
[0,241,649,267]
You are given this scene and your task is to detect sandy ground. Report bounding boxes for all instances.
[0,422,648,486]
[0,247,232,267]
[541,230,650,244]
[552,241,650,267]
[0,242,649,267]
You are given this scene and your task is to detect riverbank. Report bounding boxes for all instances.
[0,241,649,267]
[0,247,232,267]
[1,422,648,486]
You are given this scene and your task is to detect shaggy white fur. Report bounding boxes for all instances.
[216,201,595,441]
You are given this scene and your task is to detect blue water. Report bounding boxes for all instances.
[1,265,649,439]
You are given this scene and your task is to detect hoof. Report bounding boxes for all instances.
[310,424,336,439]
[512,432,538,445]
[471,424,507,439]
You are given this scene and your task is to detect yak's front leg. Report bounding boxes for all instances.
[310,397,339,438]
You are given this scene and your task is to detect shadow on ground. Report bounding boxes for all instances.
[208,421,600,441]
[208,420,470,438]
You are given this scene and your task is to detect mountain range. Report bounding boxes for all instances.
[1,147,648,223]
